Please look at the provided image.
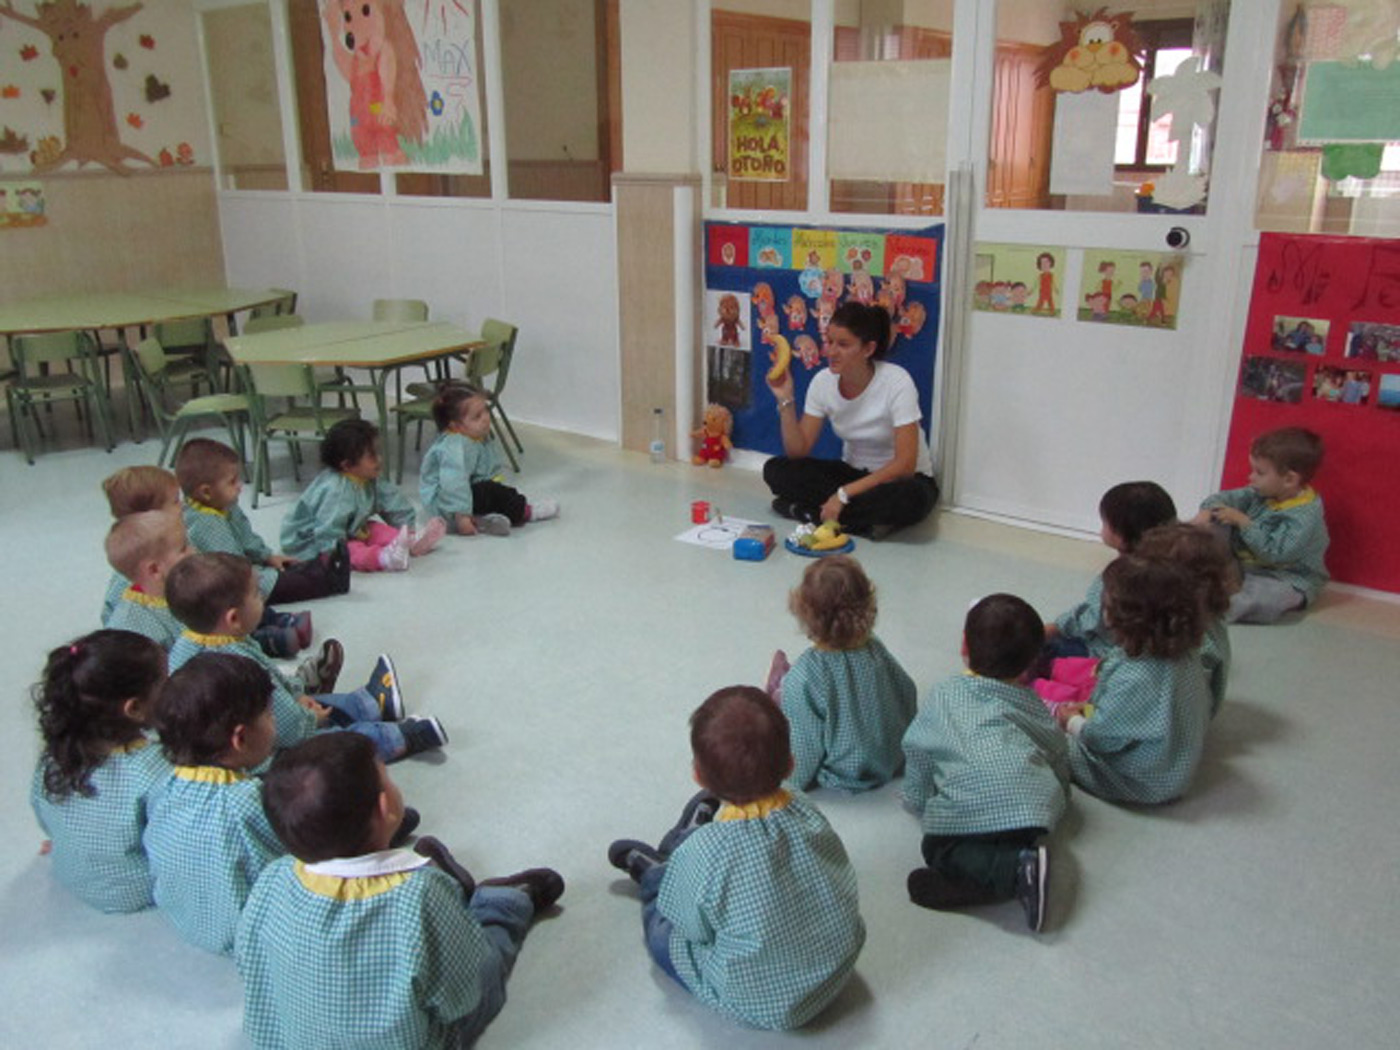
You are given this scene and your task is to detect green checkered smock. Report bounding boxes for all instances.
[781,635,917,792]
[183,499,278,597]
[30,737,171,913]
[1067,647,1214,805]
[658,790,865,1030]
[169,631,316,748]
[1054,574,1110,654]
[420,431,507,520]
[902,674,1070,836]
[100,570,129,622]
[1201,486,1330,604]
[280,469,416,560]
[103,588,182,650]
[145,765,284,955]
[1202,618,1230,716]
[237,853,495,1049]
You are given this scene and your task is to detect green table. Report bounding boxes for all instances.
[225,320,484,459]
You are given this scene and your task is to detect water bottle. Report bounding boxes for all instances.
[649,407,666,463]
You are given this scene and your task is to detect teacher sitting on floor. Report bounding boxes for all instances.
[764,301,939,539]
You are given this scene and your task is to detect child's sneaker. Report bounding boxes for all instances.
[409,517,447,556]
[479,868,566,913]
[388,806,421,848]
[296,638,344,694]
[401,716,448,756]
[254,624,300,660]
[1015,845,1049,933]
[414,835,476,895]
[527,498,560,522]
[607,839,665,883]
[475,513,512,536]
[365,654,404,721]
[379,530,410,572]
[275,610,313,650]
[659,791,721,855]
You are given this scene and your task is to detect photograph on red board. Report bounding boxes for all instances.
[1271,315,1328,355]
[1239,355,1305,403]
[1378,374,1400,411]
[1345,321,1400,362]
[1312,366,1371,406]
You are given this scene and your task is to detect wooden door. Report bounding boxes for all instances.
[988,42,1052,210]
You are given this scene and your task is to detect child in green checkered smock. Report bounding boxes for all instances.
[1191,427,1329,624]
[145,654,286,955]
[609,687,865,1031]
[98,465,182,621]
[419,385,559,535]
[280,420,445,573]
[30,630,170,914]
[1059,555,1213,805]
[236,733,564,1050]
[902,595,1068,930]
[100,508,191,650]
[770,555,916,792]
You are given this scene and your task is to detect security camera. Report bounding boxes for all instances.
[1166,226,1190,250]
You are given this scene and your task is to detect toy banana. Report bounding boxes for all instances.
[805,520,848,550]
[766,334,792,383]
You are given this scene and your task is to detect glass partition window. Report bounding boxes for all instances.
[204,3,288,191]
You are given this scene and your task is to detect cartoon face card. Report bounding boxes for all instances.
[973,243,1063,318]
[1078,250,1185,328]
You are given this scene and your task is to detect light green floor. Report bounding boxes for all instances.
[2,417,1398,1049]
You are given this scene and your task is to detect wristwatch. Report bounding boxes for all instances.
[836,486,850,505]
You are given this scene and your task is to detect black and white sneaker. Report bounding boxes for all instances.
[659,791,721,856]
[607,839,665,883]
[1015,845,1049,933]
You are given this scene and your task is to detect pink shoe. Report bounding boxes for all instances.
[409,517,447,557]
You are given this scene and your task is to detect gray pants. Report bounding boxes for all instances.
[1227,574,1305,624]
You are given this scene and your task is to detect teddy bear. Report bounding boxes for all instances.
[692,403,733,468]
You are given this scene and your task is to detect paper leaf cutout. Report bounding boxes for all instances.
[1322,143,1384,181]
[113,53,128,70]
[139,34,155,50]
[1,85,19,99]
[1146,57,1223,143]
[144,74,170,103]
[0,126,30,154]
[20,44,39,61]
[41,88,55,104]
[126,112,144,129]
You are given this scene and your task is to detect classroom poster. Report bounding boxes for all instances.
[1077,249,1186,328]
[973,243,1063,318]
[320,0,482,174]
[703,222,942,460]
[728,68,791,182]
[1225,233,1400,591]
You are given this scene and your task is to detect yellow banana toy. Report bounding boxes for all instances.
[766,334,792,384]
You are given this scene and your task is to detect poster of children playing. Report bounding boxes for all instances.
[1077,251,1185,329]
[972,244,1062,318]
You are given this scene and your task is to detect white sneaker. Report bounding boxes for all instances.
[379,528,410,572]
[529,498,560,522]
[409,516,447,556]
[475,513,512,536]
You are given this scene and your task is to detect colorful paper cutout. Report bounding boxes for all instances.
[1037,8,1144,94]
[1321,143,1384,181]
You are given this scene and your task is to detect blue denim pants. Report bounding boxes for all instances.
[450,885,535,1046]
[318,687,406,761]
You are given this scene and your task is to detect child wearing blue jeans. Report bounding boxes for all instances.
[608,686,865,1031]
[236,733,564,1049]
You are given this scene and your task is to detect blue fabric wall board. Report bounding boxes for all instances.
[703,221,943,459]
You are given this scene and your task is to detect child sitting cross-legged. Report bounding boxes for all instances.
[144,653,288,954]
[102,509,191,650]
[99,465,181,621]
[30,629,171,913]
[608,686,865,1031]
[236,733,564,1050]
[165,552,446,762]
[177,438,350,665]
[419,383,558,536]
[768,554,917,792]
[281,419,445,573]
[902,594,1070,932]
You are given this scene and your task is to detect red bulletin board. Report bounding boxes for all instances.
[1226,233,1400,592]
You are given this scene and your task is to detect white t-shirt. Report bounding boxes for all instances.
[804,361,932,475]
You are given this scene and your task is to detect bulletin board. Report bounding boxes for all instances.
[703,221,943,459]
[1226,233,1400,592]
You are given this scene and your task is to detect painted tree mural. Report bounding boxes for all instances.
[0,0,156,172]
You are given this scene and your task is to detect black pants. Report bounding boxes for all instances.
[266,547,350,603]
[473,479,529,525]
[920,827,1043,902]
[763,456,938,534]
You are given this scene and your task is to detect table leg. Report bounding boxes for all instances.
[122,326,145,440]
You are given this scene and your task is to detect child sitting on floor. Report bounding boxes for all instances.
[1135,522,1239,716]
[236,733,564,1050]
[165,552,446,762]
[144,653,287,954]
[902,594,1069,932]
[280,419,446,572]
[1059,554,1213,805]
[102,509,191,649]
[30,629,171,913]
[419,383,558,536]
[1190,426,1329,624]
[100,465,181,621]
[608,686,865,1031]
[768,555,916,792]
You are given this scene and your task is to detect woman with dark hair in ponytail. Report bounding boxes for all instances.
[764,301,938,537]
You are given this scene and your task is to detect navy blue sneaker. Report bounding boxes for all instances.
[1015,845,1049,933]
[414,834,475,895]
[659,790,720,855]
[607,839,665,883]
[366,654,405,721]
[480,868,565,913]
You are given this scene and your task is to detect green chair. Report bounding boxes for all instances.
[242,313,304,335]
[129,337,252,472]
[391,391,439,484]
[243,362,360,507]
[152,316,220,381]
[470,318,522,471]
[248,288,298,321]
[6,330,115,465]
[372,298,429,322]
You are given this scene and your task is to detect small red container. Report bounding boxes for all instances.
[691,500,711,524]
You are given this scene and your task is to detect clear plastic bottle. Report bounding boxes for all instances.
[649,407,666,463]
